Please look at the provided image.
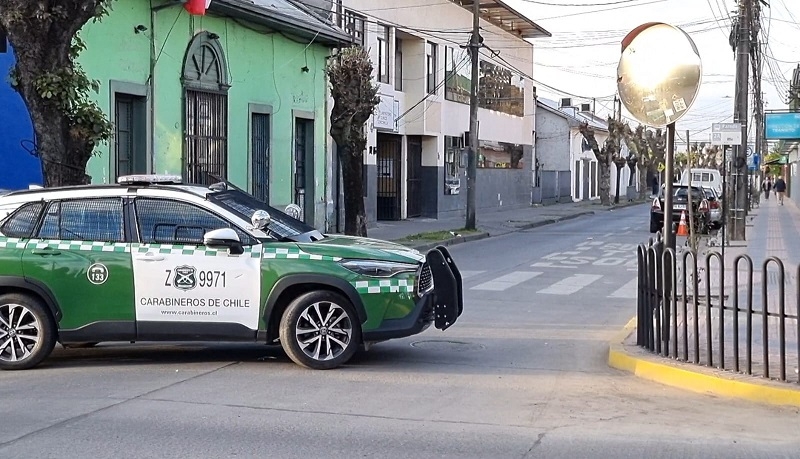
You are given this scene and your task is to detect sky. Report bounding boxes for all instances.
[503,0,799,150]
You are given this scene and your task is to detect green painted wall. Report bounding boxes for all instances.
[78,0,331,217]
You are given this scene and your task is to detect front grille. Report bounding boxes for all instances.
[416,263,434,296]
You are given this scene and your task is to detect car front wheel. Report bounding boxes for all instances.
[279,291,361,370]
[0,294,57,370]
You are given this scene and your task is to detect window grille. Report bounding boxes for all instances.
[38,199,124,242]
[135,198,255,246]
[1,203,43,238]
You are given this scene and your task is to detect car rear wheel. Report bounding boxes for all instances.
[0,294,57,371]
[279,291,361,370]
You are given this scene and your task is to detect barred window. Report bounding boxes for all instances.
[38,199,124,242]
[1,202,43,238]
[135,198,256,246]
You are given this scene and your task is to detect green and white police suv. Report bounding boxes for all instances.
[0,175,463,370]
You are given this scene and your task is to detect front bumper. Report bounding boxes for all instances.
[361,246,464,342]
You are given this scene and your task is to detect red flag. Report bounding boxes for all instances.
[184,0,211,15]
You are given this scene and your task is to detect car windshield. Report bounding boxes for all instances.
[211,189,319,241]
[671,187,703,198]
[703,188,716,199]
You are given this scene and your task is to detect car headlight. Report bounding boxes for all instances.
[339,259,419,277]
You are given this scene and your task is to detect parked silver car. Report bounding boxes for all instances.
[702,187,723,229]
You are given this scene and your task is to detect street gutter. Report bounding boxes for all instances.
[396,200,645,251]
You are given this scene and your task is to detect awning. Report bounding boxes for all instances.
[451,0,552,39]
[763,155,789,166]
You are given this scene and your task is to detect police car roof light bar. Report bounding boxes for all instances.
[117,174,183,186]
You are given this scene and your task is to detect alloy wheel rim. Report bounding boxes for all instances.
[0,303,41,363]
[295,301,352,361]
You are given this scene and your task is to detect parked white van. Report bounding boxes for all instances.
[680,168,723,196]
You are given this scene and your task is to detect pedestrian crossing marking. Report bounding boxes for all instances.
[537,274,602,295]
[471,271,542,291]
[459,270,486,280]
[609,278,638,299]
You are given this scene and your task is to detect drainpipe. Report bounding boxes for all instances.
[149,1,157,173]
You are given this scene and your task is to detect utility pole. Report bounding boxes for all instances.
[752,1,764,211]
[465,0,481,230]
[730,0,751,241]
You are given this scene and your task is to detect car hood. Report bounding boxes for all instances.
[296,234,426,264]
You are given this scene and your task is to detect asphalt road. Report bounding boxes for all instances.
[2,204,799,458]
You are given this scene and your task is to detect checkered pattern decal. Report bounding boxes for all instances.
[262,247,341,262]
[352,278,415,294]
[0,237,344,261]
[0,237,28,249]
[31,240,131,253]
[133,244,260,258]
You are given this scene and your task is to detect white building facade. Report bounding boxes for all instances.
[322,0,550,228]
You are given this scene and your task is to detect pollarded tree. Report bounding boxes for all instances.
[0,1,114,186]
[328,47,380,236]
[622,124,665,199]
[579,118,625,206]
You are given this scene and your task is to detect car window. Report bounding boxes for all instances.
[211,190,317,239]
[135,198,256,246]
[0,202,44,238]
[674,187,703,198]
[38,199,124,242]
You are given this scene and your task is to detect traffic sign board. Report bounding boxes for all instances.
[711,123,743,146]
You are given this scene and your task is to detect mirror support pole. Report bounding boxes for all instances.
[663,122,676,252]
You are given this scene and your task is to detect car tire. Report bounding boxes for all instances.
[279,290,361,370]
[0,293,57,371]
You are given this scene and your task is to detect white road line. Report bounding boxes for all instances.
[609,278,638,299]
[531,262,577,269]
[471,271,542,291]
[459,270,486,280]
[537,274,602,295]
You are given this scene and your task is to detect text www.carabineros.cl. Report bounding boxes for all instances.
[159,310,218,316]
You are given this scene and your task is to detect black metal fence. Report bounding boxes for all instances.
[637,236,800,384]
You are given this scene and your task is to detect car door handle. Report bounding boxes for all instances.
[31,248,61,256]
[136,254,165,262]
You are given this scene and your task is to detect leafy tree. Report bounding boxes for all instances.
[0,0,114,186]
[328,47,379,236]
[579,118,625,206]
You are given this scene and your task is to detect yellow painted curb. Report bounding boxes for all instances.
[608,317,800,408]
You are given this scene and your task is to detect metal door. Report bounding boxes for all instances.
[582,159,590,200]
[251,113,270,203]
[294,118,315,224]
[377,134,401,220]
[407,137,423,218]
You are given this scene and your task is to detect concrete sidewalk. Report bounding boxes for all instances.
[611,195,800,406]
[368,199,647,250]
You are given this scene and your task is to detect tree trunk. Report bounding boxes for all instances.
[597,160,611,206]
[638,163,650,199]
[337,143,368,237]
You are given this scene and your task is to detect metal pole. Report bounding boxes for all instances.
[663,123,676,252]
[465,0,481,230]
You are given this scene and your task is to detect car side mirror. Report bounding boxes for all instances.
[203,228,244,255]
[251,210,271,231]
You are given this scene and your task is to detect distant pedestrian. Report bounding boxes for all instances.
[774,177,787,205]
[762,178,772,199]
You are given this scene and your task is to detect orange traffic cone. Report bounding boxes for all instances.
[677,210,689,236]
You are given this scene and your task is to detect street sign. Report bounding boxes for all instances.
[711,123,743,146]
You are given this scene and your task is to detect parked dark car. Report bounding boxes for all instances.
[650,184,711,234]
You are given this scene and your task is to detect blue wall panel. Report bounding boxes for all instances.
[0,39,43,191]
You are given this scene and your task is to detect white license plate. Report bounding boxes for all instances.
[674,204,687,210]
